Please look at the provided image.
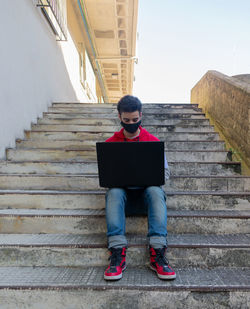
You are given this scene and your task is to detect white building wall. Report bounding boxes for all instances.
[0,0,92,158]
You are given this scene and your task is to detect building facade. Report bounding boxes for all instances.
[0,0,138,158]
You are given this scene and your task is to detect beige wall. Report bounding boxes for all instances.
[191,70,250,172]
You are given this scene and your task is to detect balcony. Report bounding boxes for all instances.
[37,0,67,41]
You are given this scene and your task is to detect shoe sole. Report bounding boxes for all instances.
[104,266,126,281]
[150,265,176,280]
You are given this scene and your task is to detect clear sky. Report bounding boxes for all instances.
[133,0,250,103]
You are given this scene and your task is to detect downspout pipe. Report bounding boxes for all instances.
[77,0,108,103]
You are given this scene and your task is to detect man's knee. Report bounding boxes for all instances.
[106,188,126,199]
[144,186,165,200]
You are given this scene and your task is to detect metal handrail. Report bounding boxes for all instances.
[37,0,67,41]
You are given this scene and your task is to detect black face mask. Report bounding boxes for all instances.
[121,120,141,134]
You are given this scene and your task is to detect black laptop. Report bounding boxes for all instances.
[96,141,165,188]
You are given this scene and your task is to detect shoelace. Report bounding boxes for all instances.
[109,248,123,266]
[155,248,169,266]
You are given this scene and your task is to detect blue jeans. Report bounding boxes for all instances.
[105,186,167,249]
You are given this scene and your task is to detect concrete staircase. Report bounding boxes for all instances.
[0,103,249,308]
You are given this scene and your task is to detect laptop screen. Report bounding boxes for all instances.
[96,141,165,188]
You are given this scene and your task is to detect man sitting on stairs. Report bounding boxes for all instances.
[104,95,176,281]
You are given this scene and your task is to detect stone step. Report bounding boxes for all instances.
[38,117,210,126]
[32,124,216,134]
[0,233,249,268]
[48,107,203,114]
[25,131,220,141]
[16,140,226,151]
[30,124,215,133]
[0,209,249,234]
[0,270,249,309]
[0,161,241,176]
[6,149,229,162]
[44,112,207,119]
[52,102,200,109]
[0,190,249,211]
[0,174,249,192]
[0,266,249,309]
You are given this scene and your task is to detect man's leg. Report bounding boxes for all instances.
[143,186,176,279]
[144,186,167,246]
[104,188,127,280]
[105,187,127,248]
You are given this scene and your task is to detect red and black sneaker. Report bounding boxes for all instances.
[149,246,176,280]
[104,247,127,280]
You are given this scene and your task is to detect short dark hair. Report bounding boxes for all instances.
[117,95,142,114]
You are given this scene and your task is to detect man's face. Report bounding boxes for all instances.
[118,111,142,124]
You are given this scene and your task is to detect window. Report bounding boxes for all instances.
[79,44,86,88]
[37,0,67,41]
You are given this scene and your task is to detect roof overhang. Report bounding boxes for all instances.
[70,0,138,103]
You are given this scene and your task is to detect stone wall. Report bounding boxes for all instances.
[191,70,250,171]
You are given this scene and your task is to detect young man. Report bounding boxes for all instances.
[104,95,176,280]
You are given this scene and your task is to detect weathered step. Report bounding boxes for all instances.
[6,149,229,162]
[0,273,249,309]
[38,117,210,126]
[31,124,215,133]
[0,209,249,234]
[0,161,241,176]
[48,107,203,114]
[0,233,249,268]
[0,270,249,309]
[0,266,249,301]
[16,140,96,150]
[0,174,249,192]
[44,112,206,120]
[0,190,249,211]
[52,103,200,109]
[16,140,226,151]
[25,131,220,141]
